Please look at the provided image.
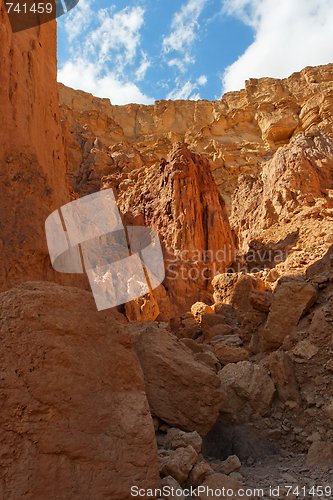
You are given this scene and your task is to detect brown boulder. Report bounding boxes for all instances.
[219,361,275,422]
[201,313,233,341]
[0,282,159,499]
[213,344,249,364]
[262,351,300,404]
[125,292,160,322]
[291,340,319,363]
[164,428,202,454]
[262,278,317,349]
[195,351,220,371]
[189,462,214,487]
[217,455,242,475]
[133,324,224,434]
[191,302,215,323]
[159,445,198,484]
[203,323,234,341]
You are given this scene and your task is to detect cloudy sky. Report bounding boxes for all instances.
[57,0,333,104]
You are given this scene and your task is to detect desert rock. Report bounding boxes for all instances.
[0,9,70,290]
[0,282,159,499]
[219,361,275,422]
[262,278,317,349]
[159,445,198,485]
[133,324,224,434]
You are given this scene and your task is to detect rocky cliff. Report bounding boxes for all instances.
[0,7,69,290]
[59,64,333,319]
[59,63,333,211]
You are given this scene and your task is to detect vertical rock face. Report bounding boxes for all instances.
[0,11,68,290]
[231,131,333,275]
[105,142,235,318]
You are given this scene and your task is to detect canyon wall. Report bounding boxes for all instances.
[59,64,333,318]
[59,63,333,211]
[0,8,69,290]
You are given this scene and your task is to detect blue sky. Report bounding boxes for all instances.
[57,0,333,104]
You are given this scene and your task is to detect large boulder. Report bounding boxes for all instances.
[261,278,317,349]
[0,282,159,499]
[261,351,300,404]
[133,324,224,435]
[219,361,275,422]
[212,273,270,342]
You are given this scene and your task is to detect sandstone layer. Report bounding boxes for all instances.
[0,8,70,291]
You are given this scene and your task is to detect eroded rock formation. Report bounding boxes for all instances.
[112,143,235,319]
[59,63,333,210]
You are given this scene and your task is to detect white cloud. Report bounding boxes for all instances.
[85,6,145,71]
[135,51,151,81]
[222,0,333,92]
[64,0,92,43]
[197,74,208,86]
[167,74,207,100]
[58,4,154,105]
[163,0,207,72]
[58,59,154,105]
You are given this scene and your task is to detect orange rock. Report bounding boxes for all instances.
[110,143,235,319]
[133,323,224,435]
[191,302,215,323]
[261,351,300,404]
[219,361,275,422]
[213,344,249,364]
[0,11,70,290]
[0,282,159,498]
[261,278,317,349]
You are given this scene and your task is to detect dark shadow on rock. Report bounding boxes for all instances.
[202,420,280,461]
[239,230,300,272]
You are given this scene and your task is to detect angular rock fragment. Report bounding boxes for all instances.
[134,324,224,434]
[219,361,275,422]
